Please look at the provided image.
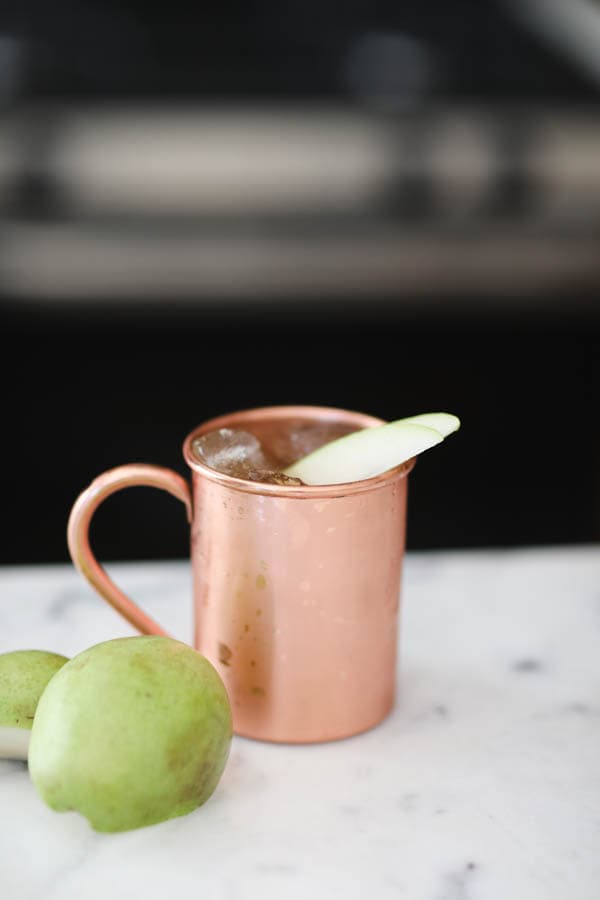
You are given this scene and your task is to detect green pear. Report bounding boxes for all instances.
[284,414,460,485]
[28,636,232,833]
[0,650,68,760]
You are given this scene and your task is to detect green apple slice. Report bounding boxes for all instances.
[395,412,460,437]
[284,421,445,485]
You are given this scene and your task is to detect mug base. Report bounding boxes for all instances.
[231,699,395,745]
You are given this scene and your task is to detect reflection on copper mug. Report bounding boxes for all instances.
[67,406,415,743]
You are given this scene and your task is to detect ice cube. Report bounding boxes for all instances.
[192,429,270,473]
[192,428,304,485]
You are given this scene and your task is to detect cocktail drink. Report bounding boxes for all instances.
[191,408,457,485]
[190,418,355,484]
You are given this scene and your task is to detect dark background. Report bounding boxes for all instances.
[1,1,599,564]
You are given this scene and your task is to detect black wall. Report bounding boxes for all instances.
[2,298,598,564]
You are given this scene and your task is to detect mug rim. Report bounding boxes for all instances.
[182,404,416,497]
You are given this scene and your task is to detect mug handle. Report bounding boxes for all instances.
[67,464,192,636]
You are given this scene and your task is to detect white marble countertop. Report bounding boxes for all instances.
[1,547,599,900]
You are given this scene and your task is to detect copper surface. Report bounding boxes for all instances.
[67,464,192,635]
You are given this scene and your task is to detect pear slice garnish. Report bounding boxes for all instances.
[284,413,460,486]
[284,421,439,485]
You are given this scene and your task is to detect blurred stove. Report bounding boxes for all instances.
[0,103,599,307]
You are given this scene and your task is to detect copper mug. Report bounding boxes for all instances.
[67,405,415,744]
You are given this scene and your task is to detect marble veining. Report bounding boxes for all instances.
[0,547,599,899]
